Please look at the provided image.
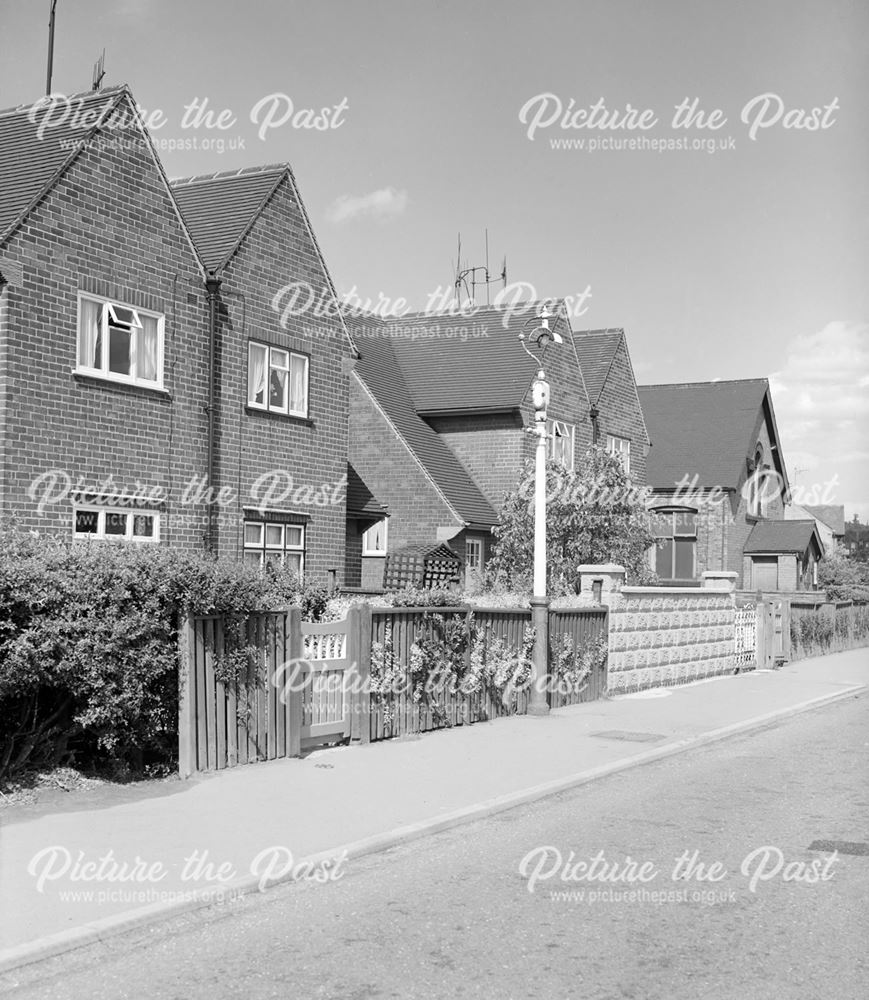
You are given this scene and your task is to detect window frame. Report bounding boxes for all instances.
[606,434,631,475]
[361,518,388,556]
[548,419,575,470]
[243,518,306,578]
[650,508,697,581]
[72,505,160,543]
[75,292,165,389]
[466,537,484,573]
[247,341,310,418]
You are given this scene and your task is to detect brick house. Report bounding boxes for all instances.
[784,503,845,555]
[0,86,210,551]
[346,305,649,587]
[0,86,355,586]
[638,378,818,591]
[171,165,357,584]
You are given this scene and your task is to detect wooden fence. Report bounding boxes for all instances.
[179,603,608,774]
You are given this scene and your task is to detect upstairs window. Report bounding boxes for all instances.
[606,434,631,475]
[248,342,309,417]
[748,444,766,517]
[362,519,388,556]
[651,509,697,580]
[548,420,575,470]
[77,293,163,388]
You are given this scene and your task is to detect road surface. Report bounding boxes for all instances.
[4,692,868,999]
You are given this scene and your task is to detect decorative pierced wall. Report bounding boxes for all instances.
[606,589,737,693]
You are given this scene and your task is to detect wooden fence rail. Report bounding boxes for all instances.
[179,603,609,775]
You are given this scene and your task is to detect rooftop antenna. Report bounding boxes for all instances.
[454,229,507,308]
[91,49,106,91]
[46,0,59,95]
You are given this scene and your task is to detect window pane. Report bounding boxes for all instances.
[285,526,304,548]
[108,325,132,376]
[269,366,288,411]
[108,304,141,328]
[132,514,154,538]
[289,354,308,415]
[656,539,674,579]
[650,512,672,538]
[243,551,263,567]
[674,511,697,536]
[79,298,102,369]
[137,316,159,382]
[244,523,263,546]
[674,538,695,578]
[75,509,99,534]
[104,511,127,536]
[284,552,302,577]
[249,343,268,406]
[270,348,289,370]
[265,524,284,547]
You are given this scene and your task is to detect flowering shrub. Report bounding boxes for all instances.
[551,633,608,696]
[465,624,535,711]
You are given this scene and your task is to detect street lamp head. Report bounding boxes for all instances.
[519,303,563,365]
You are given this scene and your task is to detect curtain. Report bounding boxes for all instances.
[138,315,159,382]
[79,298,102,369]
[249,344,267,405]
[289,355,307,414]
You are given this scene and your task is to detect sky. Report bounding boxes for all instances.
[1,0,867,519]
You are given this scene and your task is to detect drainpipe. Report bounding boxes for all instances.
[205,273,222,553]
[590,404,600,445]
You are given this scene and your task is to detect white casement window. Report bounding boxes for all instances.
[76,293,163,388]
[73,506,159,543]
[466,537,483,573]
[248,342,309,417]
[243,520,305,578]
[606,434,631,474]
[362,518,388,556]
[548,420,575,470]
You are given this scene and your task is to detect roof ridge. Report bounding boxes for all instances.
[639,378,770,389]
[0,84,130,118]
[575,327,625,337]
[170,163,288,187]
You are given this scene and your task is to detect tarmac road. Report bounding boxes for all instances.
[4,692,868,999]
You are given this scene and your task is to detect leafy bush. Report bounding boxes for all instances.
[0,526,321,783]
[487,449,656,595]
[818,547,869,602]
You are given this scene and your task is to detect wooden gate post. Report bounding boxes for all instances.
[286,607,304,757]
[178,612,197,778]
[350,603,372,745]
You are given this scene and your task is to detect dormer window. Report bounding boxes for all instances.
[76,293,163,387]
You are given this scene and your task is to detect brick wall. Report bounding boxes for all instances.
[428,412,524,509]
[208,175,353,585]
[0,116,209,548]
[348,374,462,554]
[592,337,648,487]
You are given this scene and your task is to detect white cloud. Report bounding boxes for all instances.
[325,187,409,225]
[770,321,869,514]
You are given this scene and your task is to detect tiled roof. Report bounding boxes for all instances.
[373,302,576,415]
[744,519,821,555]
[574,329,624,405]
[803,504,845,536]
[353,318,498,529]
[0,86,128,243]
[171,165,287,272]
[347,464,389,517]
[638,379,777,490]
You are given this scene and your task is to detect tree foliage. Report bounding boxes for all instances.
[487,448,656,594]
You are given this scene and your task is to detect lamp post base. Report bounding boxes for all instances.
[527,595,550,716]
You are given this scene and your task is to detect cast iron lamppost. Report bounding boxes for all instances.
[518,304,563,716]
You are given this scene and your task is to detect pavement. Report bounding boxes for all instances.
[1,647,867,973]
